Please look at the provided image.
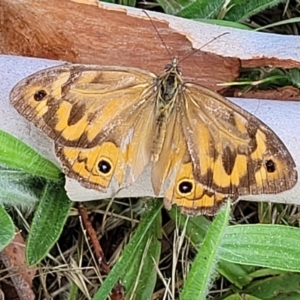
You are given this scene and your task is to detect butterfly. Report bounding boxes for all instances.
[10,57,298,215]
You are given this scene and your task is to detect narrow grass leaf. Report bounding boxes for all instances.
[93,199,163,300]
[0,205,15,251]
[181,201,231,299]
[0,130,61,181]
[169,205,253,289]
[196,19,251,29]
[254,17,300,32]
[168,205,210,244]
[26,182,72,265]
[123,202,162,298]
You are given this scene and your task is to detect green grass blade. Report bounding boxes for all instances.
[196,18,252,29]
[168,206,210,244]
[93,199,163,300]
[123,203,162,298]
[26,182,72,265]
[254,17,300,31]
[169,205,255,289]
[222,294,262,300]
[181,201,231,299]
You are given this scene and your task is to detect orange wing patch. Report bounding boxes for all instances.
[56,142,127,190]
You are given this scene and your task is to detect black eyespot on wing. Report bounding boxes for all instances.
[98,159,112,175]
[265,159,276,173]
[34,90,47,101]
[178,181,193,194]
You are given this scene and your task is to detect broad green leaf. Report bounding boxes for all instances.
[222,294,262,300]
[156,0,224,18]
[181,201,231,299]
[93,200,163,300]
[220,224,300,272]
[26,182,72,265]
[169,205,255,288]
[157,0,285,23]
[243,273,300,299]
[288,68,300,89]
[0,168,41,206]
[224,0,285,22]
[218,262,255,289]
[0,205,15,251]
[170,206,300,290]
[0,130,61,181]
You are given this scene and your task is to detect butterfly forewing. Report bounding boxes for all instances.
[10,65,157,148]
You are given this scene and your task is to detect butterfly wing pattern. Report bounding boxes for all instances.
[10,59,297,215]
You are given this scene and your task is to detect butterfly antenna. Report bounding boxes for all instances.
[143,10,173,61]
[178,32,229,64]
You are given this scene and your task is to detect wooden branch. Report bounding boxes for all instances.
[2,0,300,91]
[0,0,240,91]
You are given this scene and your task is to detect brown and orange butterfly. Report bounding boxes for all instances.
[10,57,297,215]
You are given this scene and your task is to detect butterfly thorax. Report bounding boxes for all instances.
[158,57,183,102]
[151,62,183,162]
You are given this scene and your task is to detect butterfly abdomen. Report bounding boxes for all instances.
[151,68,183,162]
[151,111,168,162]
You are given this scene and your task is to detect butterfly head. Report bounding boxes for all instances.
[164,56,182,75]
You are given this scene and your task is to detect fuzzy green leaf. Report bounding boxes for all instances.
[0,130,61,181]
[181,201,231,299]
[220,224,300,272]
[224,0,286,22]
[26,183,72,265]
[0,205,15,251]
[156,0,224,18]
[0,167,42,206]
